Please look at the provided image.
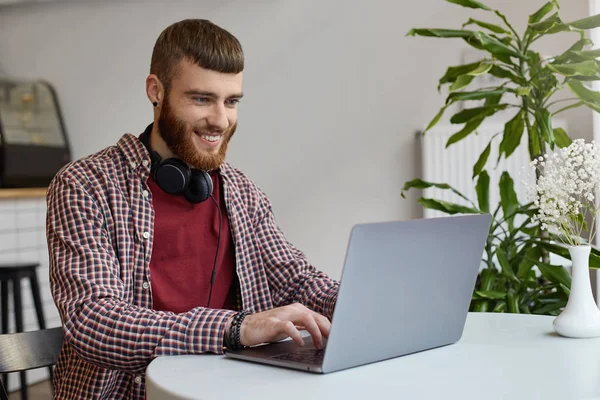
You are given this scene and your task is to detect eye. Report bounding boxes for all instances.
[193,97,209,104]
[226,99,240,107]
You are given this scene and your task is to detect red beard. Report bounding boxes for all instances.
[157,98,236,171]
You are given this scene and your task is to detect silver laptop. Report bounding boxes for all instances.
[225,214,492,374]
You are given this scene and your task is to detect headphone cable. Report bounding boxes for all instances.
[206,194,222,308]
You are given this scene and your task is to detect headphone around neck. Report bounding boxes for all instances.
[139,123,213,204]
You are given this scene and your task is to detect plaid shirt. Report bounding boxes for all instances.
[46,132,339,399]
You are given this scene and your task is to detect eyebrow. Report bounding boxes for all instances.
[184,90,244,99]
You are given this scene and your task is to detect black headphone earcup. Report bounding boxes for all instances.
[154,158,191,195]
[184,170,213,203]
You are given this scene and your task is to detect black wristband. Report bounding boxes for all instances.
[227,310,250,350]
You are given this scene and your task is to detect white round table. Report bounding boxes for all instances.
[146,312,600,400]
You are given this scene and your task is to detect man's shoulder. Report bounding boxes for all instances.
[51,134,136,191]
[220,162,271,208]
[221,162,262,194]
[220,162,251,185]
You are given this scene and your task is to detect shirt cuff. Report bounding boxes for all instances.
[188,309,237,355]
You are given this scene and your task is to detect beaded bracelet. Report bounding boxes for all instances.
[227,311,250,350]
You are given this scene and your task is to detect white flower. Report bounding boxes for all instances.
[526,138,600,246]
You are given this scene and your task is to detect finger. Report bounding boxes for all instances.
[281,321,305,347]
[297,313,323,350]
[288,305,329,347]
[311,312,332,339]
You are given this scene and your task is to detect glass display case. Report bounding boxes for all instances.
[0,79,71,188]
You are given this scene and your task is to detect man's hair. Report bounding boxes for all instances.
[150,19,244,93]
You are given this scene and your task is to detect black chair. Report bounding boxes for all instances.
[0,327,64,400]
[0,263,52,400]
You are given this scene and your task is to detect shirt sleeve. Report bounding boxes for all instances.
[46,175,236,373]
[253,191,340,320]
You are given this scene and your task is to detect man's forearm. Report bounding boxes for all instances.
[62,298,236,372]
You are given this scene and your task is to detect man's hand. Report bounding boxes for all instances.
[239,303,331,349]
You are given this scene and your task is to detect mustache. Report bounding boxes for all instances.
[193,122,237,136]
[194,128,225,135]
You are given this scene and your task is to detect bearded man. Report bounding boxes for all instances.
[46,18,339,400]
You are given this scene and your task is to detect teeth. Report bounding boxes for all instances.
[201,135,220,142]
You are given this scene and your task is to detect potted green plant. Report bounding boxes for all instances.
[401,0,600,315]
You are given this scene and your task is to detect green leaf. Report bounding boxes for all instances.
[474,290,506,300]
[567,80,600,113]
[553,101,584,116]
[489,65,525,85]
[496,249,518,282]
[494,10,517,38]
[507,289,519,313]
[406,29,474,38]
[473,140,492,178]
[418,198,482,215]
[499,171,518,229]
[439,61,484,87]
[529,124,542,160]
[468,61,495,75]
[463,18,508,34]
[528,13,570,35]
[492,301,507,312]
[446,118,484,147]
[423,105,448,133]
[446,0,491,10]
[588,245,600,267]
[446,61,496,92]
[400,178,472,203]
[591,253,600,269]
[495,35,513,45]
[480,267,497,291]
[529,0,559,24]
[484,92,503,106]
[450,104,509,124]
[547,61,600,79]
[529,12,560,31]
[567,13,600,30]
[475,170,490,213]
[535,260,572,288]
[534,300,567,315]
[569,49,600,61]
[450,75,475,92]
[515,87,531,97]
[552,39,593,64]
[499,111,525,162]
[535,108,554,148]
[528,50,542,69]
[517,246,542,278]
[472,300,490,312]
[463,36,485,51]
[475,31,524,60]
[446,89,507,103]
[553,128,572,148]
[535,241,569,258]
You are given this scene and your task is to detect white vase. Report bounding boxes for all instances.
[553,245,600,338]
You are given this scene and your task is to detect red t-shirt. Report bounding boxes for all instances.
[147,170,237,313]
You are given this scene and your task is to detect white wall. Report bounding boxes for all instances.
[0,0,592,279]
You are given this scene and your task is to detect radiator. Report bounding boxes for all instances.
[418,118,570,273]
[419,119,566,219]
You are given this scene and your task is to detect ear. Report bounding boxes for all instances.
[146,74,164,106]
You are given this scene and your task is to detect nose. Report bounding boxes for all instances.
[206,103,229,131]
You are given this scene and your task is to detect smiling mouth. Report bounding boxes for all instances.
[195,131,223,146]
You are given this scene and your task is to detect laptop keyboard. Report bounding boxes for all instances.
[271,348,325,365]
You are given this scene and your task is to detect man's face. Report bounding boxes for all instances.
[158,58,243,171]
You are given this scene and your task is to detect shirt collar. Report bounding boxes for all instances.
[116,132,153,175]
